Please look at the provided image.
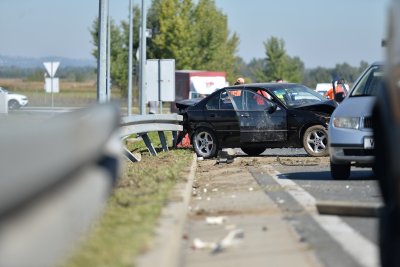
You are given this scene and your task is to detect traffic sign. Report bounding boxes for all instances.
[43,62,60,78]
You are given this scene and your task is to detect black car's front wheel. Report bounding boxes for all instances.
[192,128,218,158]
[241,146,266,156]
[303,125,329,157]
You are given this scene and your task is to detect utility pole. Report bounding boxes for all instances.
[139,0,147,114]
[97,0,109,103]
[106,0,111,102]
[127,0,133,116]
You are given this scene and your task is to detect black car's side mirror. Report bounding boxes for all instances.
[334,92,345,103]
[267,103,278,114]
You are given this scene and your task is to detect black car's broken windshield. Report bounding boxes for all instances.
[267,85,325,107]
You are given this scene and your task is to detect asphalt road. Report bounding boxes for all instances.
[246,148,382,267]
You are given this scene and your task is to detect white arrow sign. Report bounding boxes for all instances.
[43,62,60,78]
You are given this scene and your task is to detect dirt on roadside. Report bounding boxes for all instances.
[189,155,329,220]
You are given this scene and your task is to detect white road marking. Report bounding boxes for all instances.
[262,164,380,267]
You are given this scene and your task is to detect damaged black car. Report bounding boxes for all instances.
[176,83,337,158]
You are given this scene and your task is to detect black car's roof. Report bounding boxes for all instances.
[227,82,303,89]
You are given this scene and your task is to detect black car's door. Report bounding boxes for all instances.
[202,90,240,142]
[227,89,287,142]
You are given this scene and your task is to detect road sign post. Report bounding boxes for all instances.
[43,61,60,108]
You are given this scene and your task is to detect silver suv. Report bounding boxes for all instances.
[328,62,384,180]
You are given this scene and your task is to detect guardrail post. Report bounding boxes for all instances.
[120,114,183,162]
[172,131,178,147]
[140,133,157,156]
[158,131,169,152]
[123,147,140,162]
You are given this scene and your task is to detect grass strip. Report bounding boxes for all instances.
[63,132,193,267]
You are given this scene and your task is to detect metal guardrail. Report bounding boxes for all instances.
[120,114,183,162]
[0,104,122,267]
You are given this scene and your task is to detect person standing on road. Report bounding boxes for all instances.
[324,78,347,100]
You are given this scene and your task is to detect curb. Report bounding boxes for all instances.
[316,200,382,217]
[136,153,197,267]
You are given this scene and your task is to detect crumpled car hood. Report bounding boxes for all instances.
[293,100,337,114]
[175,98,203,110]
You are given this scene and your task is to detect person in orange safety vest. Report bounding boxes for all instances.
[324,78,347,100]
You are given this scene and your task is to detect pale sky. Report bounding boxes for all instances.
[0,0,390,68]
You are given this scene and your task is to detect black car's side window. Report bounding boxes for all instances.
[205,91,234,110]
[228,89,273,111]
[205,93,219,110]
[219,91,234,110]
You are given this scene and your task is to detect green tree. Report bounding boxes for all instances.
[147,0,195,69]
[263,37,286,81]
[263,37,304,83]
[247,58,267,82]
[303,67,332,88]
[90,17,126,94]
[147,0,239,81]
[191,0,239,82]
[302,61,370,89]
[91,0,239,92]
[285,56,304,83]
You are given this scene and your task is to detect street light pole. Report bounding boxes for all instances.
[139,0,147,114]
[97,0,109,103]
[127,0,133,116]
[106,0,111,102]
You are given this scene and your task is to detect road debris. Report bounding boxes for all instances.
[191,238,216,250]
[205,216,228,225]
[216,149,235,164]
[277,198,285,204]
[212,229,245,254]
[191,228,245,254]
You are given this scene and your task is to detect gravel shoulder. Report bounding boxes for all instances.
[179,157,322,267]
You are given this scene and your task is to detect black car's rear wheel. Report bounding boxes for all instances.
[192,128,218,158]
[303,125,329,157]
[241,146,266,156]
[330,160,351,180]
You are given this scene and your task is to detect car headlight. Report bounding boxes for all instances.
[333,117,360,129]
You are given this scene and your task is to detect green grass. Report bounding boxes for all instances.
[62,132,193,267]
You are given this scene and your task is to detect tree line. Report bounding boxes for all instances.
[1,0,369,92]
[90,0,369,95]
[0,66,96,82]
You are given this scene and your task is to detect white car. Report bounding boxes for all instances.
[0,87,28,109]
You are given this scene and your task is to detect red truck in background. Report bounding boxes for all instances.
[171,70,227,112]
